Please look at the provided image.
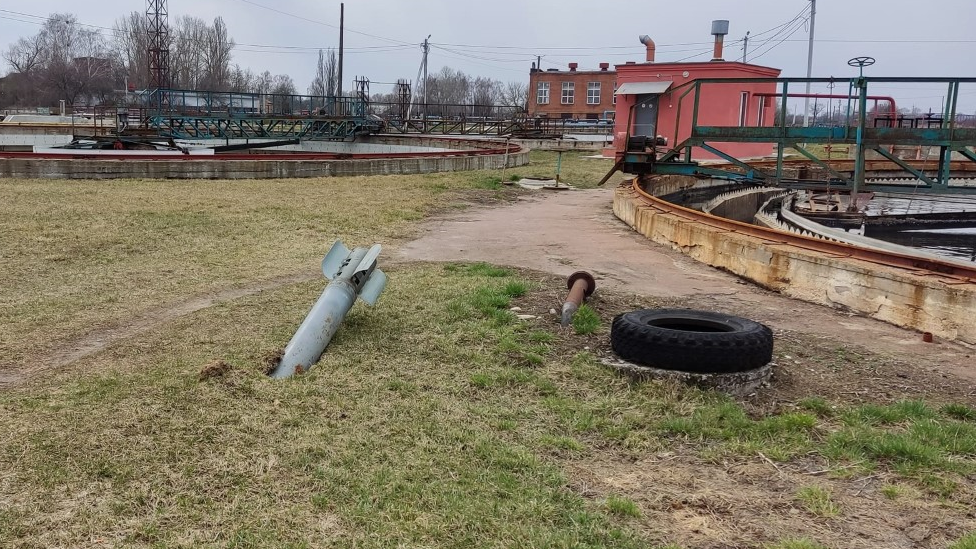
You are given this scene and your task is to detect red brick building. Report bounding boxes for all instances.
[527,62,617,120]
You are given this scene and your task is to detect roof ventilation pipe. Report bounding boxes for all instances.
[711,20,729,61]
[639,35,656,62]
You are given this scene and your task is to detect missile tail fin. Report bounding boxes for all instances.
[321,240,352,280]
[358,269,387,306]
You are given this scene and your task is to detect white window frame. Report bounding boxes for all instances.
[536,82,550,105]
[561,82,574,105]
[757,95,767,126]
[586,82,601,105]
[738,91,749,127]
[612,82,617,105]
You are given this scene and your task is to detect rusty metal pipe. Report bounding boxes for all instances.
[561,271,597,326]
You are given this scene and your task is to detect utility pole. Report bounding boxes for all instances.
[405,35,431,122]
[741,31,750,63]
[422,35,430,119]
[336,3,344,97]
[827,80,836,124]
[803,0,817,127]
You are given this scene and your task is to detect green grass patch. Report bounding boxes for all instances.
[605,495,642,518]
[661,400,817,461]
[942,403,976,422]
[571,304,601,335]
[795,485,840,517]
[823,404,976,488]
[880,483,906,500]
[452,262,512,278]
[950,532,976,549]
[797,397,834,417]
[502,281,527,298]
[539,434,585,453]
[660,398,976,495]
[473,175,504,190]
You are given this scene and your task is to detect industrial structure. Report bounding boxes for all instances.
[604,22,976,202]
[610,21,782,161]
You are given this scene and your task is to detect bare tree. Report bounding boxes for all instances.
[308,48,337,97]
[470,76,500,116]
[255,70,274,95]
[270,73,296,113]
[501,81,527,112]
[7,13,115,106]
[1,35,45,106]
[228,64,256,93]
[271,74,296,95]
[4,35,45,75]
[422,66,470,116]
[170,16,207,89]
[74,28,114,103]
[202,17,234,91]
[112,12,149,90]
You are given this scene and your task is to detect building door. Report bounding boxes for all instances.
[633,94,659,137]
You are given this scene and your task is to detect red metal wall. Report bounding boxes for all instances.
[611,61,781,160]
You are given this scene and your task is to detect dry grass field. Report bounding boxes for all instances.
[2,151,975,548]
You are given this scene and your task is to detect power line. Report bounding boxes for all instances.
[748,15,810,63]
[427,45,527,74]
[751,3,811,40]
[0,9,413,55]
[228,0,414,46]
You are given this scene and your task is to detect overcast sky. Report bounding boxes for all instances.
[2,0,974,111]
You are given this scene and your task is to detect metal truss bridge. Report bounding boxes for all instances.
[143,85,381,140]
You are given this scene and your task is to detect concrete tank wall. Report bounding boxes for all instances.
[176,138,458,154]
[0,149,529,180]
[613,181,976,344]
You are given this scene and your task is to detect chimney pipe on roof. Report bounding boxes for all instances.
[568,62,578,71]
[711,20,729,61]
[599,62,610,71]
[639,35,656,63]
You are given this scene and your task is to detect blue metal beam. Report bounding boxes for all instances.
[871,147,939,187]
[698,143,770,180]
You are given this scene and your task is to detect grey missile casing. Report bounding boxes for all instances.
[270,240,387,379]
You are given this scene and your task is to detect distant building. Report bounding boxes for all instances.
[527,62,617,120]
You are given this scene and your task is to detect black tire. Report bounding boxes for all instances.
[611,308,773,373]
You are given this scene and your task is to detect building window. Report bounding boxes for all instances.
[536,82,550,105]
[612,82,617,105]
[587,82,601,105]
[738,91,749,127]
[757,96,767,126]
[561,82,574,105]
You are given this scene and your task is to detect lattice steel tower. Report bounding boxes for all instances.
[147,0,170,92]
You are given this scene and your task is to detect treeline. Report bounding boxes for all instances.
[0,12,298,108]
[1,12,530,114]
[371,67,527,118]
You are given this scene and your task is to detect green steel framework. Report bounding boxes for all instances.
[627,77,976,196]
[145,87,381,140]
